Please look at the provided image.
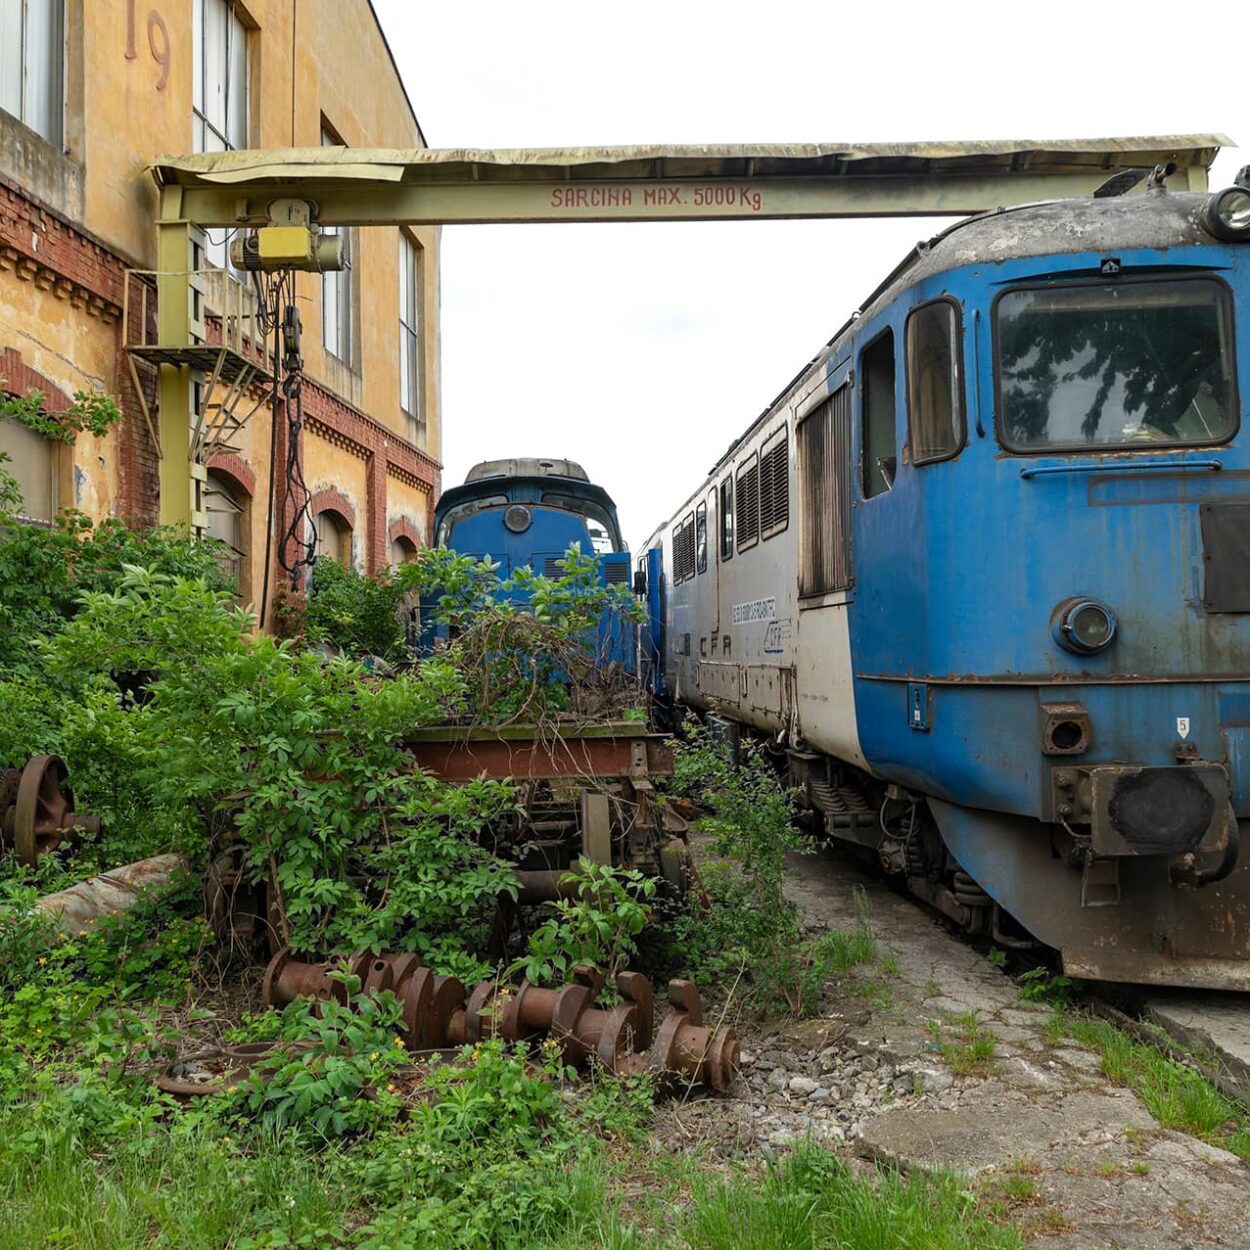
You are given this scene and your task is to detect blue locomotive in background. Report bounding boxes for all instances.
[641,170,1250,989]
[427,457,637,674]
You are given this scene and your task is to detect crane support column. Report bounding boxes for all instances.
[156,185,193,528]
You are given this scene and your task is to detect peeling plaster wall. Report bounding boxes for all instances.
[0,0,441,599]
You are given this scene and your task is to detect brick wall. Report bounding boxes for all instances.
[1,173,442,599]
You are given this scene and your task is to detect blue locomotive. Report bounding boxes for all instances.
[430,457,636,673]
[642,172,1250,989]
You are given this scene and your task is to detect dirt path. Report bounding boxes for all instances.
[654,847,1250,1247]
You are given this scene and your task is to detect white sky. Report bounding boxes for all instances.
[374,0,1244,549]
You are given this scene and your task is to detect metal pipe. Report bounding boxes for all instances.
[34,853,189,934]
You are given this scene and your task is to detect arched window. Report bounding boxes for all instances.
[204,469,248,596]
[0,416,56,523]
[390,534,418,568]
[315,508,352,566]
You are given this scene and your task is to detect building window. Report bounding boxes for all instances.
[203,469,247,595]
[321,126,354,365]
[399,232,423,443]
[907,300,965,464]
[315,509,352,566]
[390,535,418,568]
[193,0,248,268]
[718,476,733,560]
[0,415,56,523]
[861,329,897,499]
[0,0,65,146]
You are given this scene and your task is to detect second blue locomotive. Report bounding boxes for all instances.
[429,457,636,673]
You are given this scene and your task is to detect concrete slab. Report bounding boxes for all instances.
[1145,992,1250,1103]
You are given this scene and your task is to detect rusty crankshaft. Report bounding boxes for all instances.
[261,948,739,1093]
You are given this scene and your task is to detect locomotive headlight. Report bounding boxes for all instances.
[1201,186,1250,242]
[1052,598,1118,656]
[503,505,532,533]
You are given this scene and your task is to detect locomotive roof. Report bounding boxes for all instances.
[465,457,589,483]
[866,189,1214,313]
[706,190,1226,488]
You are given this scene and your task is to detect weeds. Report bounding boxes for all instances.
[929,1012,999,1076]
[669,726,884,1017]
[1057,1014,1250,1162]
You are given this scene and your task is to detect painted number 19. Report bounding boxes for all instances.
[125,0,170,92]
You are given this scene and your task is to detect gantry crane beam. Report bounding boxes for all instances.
[145,134,1230,524]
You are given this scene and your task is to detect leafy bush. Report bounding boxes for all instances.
[40,568,516,966]
[513,858,656,985]
[229,979,410,1138]
[305,557,414,663]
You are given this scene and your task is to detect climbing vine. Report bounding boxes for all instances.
[0,383,123,443]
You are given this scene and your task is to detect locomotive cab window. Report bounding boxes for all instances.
[906,300,965,463]
[719,476,734,560]
[695,501,708,574]
[995,277,1237,451]
[861,329,897,498]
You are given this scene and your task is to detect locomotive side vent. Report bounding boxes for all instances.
[604,562,630,585]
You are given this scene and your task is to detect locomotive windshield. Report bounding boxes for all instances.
[540,494,621,553]
[995,277,1237,451]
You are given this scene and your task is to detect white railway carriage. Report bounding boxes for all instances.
[640,350,866,770]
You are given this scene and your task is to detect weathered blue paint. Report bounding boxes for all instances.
[842,238,1250,826]
[427,470,636,672]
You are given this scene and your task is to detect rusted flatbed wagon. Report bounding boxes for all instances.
[403,720,691,900]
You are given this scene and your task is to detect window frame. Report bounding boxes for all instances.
[0,412,57,525]
[1,0,65,146]
[193,0,248,154]
[905,296,967,467]
[759,428,790,541]
[399,230,422,434]
[320,122,356,366]
[718,475,733,561]
[858,325,898,501]
[991,273,1241,456]
[695,500,707,575]
[203,468,248,596]
[314,508,352,566]
[735,451,760,552]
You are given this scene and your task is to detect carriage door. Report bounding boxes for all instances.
[794,366,863,764]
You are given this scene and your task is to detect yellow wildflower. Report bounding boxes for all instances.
[369,1052,379,1061]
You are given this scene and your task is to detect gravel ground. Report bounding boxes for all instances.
[651,846,1250,1247]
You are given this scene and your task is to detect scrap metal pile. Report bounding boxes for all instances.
[263,948,739,1094]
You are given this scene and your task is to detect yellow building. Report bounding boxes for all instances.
[0,0,441,612]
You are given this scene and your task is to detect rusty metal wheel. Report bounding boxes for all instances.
[11,754,89,866]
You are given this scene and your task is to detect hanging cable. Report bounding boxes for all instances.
[274,298,317,590]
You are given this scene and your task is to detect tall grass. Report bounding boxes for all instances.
[0,1119,1026,1250]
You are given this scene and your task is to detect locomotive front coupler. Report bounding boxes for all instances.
[1049,760,1237,886]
